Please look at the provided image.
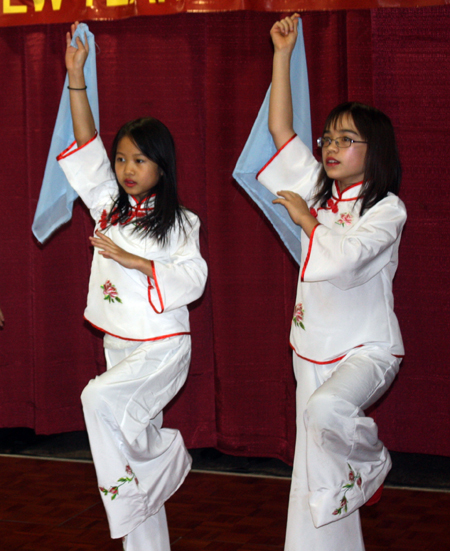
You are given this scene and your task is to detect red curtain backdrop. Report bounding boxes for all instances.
[0,8,449,462]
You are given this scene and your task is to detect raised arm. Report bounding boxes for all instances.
[65,22,95,147]
[268,14,299,150]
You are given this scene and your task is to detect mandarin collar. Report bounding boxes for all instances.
[129,193,156,211]
[332,181,363,202]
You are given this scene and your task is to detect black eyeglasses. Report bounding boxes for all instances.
[317,136,368,149]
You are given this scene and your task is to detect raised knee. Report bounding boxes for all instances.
[304,393,337,433]
[304,391,356,432]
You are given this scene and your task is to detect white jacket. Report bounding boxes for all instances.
[257,135,406,363]
[58,134,207,341]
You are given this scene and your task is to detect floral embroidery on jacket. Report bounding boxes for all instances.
[309,207,318,218]
[99,465,139,501]
[332,464,362,516]
[292,303,305,330]
[335,212,354,227]
[101,280,123,304]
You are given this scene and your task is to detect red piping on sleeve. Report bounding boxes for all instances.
[301,223,320,282]
[148,261,164,314]
[256,134,297,179]
[56,131,98,161]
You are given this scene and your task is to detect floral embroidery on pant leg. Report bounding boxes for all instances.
[99,465,139,500]
[292,303,305,330]
[332,464,362,515]
[101,280,123,304]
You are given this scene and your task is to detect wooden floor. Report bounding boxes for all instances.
[1,455,449,551]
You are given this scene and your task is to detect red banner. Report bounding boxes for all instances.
[1,0,448,27]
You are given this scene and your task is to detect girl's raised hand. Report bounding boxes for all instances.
[89,231,154,278]
[65,21,89,74]
[270,14,299,53]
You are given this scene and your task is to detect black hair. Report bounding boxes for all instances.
[107,117,189,243]
[312,102,402,215]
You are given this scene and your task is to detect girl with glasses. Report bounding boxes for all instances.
[256,14,406,551]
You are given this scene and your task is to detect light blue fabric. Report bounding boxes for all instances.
[232,20,311,266]
[32,23,99,243]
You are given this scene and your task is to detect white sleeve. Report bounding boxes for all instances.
[302,196,407,290]
[148,214,208,313]
[57,134,117,221]
[256,135,321,203]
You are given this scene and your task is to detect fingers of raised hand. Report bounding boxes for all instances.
[75,35,89,55]
[276,15,299,35]
[71,21,80,35]
[67,21,88,53]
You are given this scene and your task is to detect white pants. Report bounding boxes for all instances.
[81,334,192,550]
[285,345,401,551]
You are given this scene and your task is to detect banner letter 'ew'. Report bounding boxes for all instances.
[32,23,99,244]
[232,19,311,266]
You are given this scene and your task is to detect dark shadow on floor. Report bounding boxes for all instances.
[0,427,449,491]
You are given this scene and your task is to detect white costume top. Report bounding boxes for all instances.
[58,134,207,341]
[257,135,406,363]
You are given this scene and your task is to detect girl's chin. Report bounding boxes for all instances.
[324,167,339,177]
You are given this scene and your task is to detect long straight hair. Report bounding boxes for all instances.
[312,102,402,215]
[107,117,188,244]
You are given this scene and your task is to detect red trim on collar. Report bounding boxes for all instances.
[256,134,297,179]
[119,194,155,225]
[131,193,156,206]
[332,180,363,202]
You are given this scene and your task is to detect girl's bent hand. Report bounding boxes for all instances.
[270,14,299,54]
[65,21,89,75]
[273,190,318,237]
[90,230,154,278]
[0,307,4,328]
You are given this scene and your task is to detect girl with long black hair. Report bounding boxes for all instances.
[57,23,207,551]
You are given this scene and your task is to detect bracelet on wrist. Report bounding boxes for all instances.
[67,85,87,91]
